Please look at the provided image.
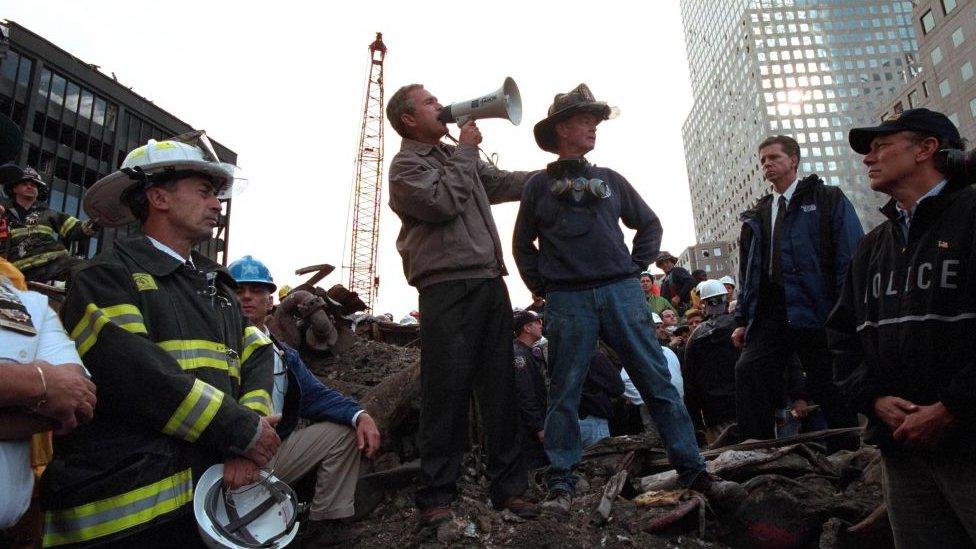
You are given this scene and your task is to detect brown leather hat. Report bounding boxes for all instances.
[533,84,616,153]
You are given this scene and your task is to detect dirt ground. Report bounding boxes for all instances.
[296,339,887,549]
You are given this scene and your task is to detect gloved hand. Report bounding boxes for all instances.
[81,219,100,236]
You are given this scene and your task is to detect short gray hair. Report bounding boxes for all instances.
[387,84,424,138]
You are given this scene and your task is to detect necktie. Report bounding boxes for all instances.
[770,195,787,282]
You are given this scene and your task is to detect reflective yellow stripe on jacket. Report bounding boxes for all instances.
[239,389,272,416]
[158,339,240,381]
[162,378,225,442]
[240,325,271,363]
[12,249,69,271]
[10,225,56,239]
[70,303,148,357]
[43,468,193,547]
[59,216,80,238]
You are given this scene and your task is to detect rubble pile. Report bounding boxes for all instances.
[296,338,890,548]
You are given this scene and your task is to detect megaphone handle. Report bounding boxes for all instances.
[456,115,470,126]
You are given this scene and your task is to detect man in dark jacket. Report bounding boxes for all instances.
[514,83,743,517]
[829,109,976,548]
[228,255,380,535]
[386,83,536,524]
[732,134,863,443]
[656,251,695,312]
[42,137,278,548]
[578,346,625,447]
[0,165,97,281]
[513,309,548,470]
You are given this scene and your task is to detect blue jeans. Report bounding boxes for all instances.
[543,278,705,494]
[578,416,610,448]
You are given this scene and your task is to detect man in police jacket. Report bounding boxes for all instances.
[830,108,976,548]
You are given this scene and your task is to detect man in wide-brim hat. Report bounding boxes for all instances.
[514,84,745,518]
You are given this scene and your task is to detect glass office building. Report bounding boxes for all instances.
[681,0,918,249]
[0,20,235,261]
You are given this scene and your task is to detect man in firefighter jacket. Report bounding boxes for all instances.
[0,164,97,282]
[830,109,976,548]
[39,136,278,548]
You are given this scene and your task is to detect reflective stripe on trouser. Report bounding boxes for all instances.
[70,303,148,357]
[42,468,193,547]
[239,389,272,416]
[241,326,271,363]
[12,248,68,271]
[162,379,225,442]
[158,339,241,381]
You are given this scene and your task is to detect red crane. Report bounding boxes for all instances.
[347,32,387,312]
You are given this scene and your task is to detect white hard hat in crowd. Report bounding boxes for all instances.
[697,279,728,301]
[84,131,245,227]
[651,312,663,325]
[719,275,736,288]
[193,464,300,549]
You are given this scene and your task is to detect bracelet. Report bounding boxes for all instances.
[31,365,48,411]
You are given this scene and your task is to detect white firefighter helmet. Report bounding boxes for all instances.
[193,464,300,549]
[718,275,736,288]
[697,279,728,301]
[84,131,245,227]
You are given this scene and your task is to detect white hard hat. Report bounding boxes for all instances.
[697,279,728,301]
[84,131,244,227]
[193,464,300,549]
[719,275,736,288]
[651,312,663,325]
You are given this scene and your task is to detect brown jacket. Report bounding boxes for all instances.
[389,139,530,289]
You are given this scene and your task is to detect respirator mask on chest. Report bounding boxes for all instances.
[547,158,610,204]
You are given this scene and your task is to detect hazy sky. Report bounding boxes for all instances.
[7,1,698,316]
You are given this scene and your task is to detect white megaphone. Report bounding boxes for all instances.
[437,77,522,126]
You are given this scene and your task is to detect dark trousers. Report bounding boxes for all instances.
[414,277,526,509]
[734,320,857,440]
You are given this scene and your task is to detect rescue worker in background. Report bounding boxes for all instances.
[513,83,744,518]
[40,134,278,548]
[830,109,976,548]
[733,134,863,446]
[682,280,740,444]
[386,83,537,526]
[512,309,548,470]
[228,255,381,542]
[0,165,97,282]
[655,251,695,313]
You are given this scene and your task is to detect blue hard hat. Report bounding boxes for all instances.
[227,255,277,291]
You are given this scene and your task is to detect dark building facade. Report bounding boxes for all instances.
[0,20,235,262]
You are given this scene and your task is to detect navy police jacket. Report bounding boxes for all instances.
[275,340,363,438]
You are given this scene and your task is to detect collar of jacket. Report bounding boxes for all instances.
[400,138,455,157]
[2,198,47,220]
[879,175,968,224]
[740,173,824,222]
[115,234,234,284]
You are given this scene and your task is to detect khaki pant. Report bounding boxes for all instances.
[272,421,361,521]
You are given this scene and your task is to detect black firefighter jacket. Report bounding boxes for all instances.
[40,236,274,547]
[827,177,976,454]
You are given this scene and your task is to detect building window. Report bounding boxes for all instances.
[893,101,904,114]
[922,80,929,97]
[931,46,944,65]
[921,10,935,34]
[713,247,723,257]
[942,0,957,14]
[908,89,919,107]
[970,97,976,118]
[940,78,952,98]
[962,61,974,82]
[948,113,960,127]
[951,28,964,47]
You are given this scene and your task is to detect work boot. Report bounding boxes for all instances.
[540,490,572,518]
[689,473,747,511]
[417,506,453,528]
[501,496,539,519]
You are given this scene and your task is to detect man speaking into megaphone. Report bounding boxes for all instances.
[386,82,539,527]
